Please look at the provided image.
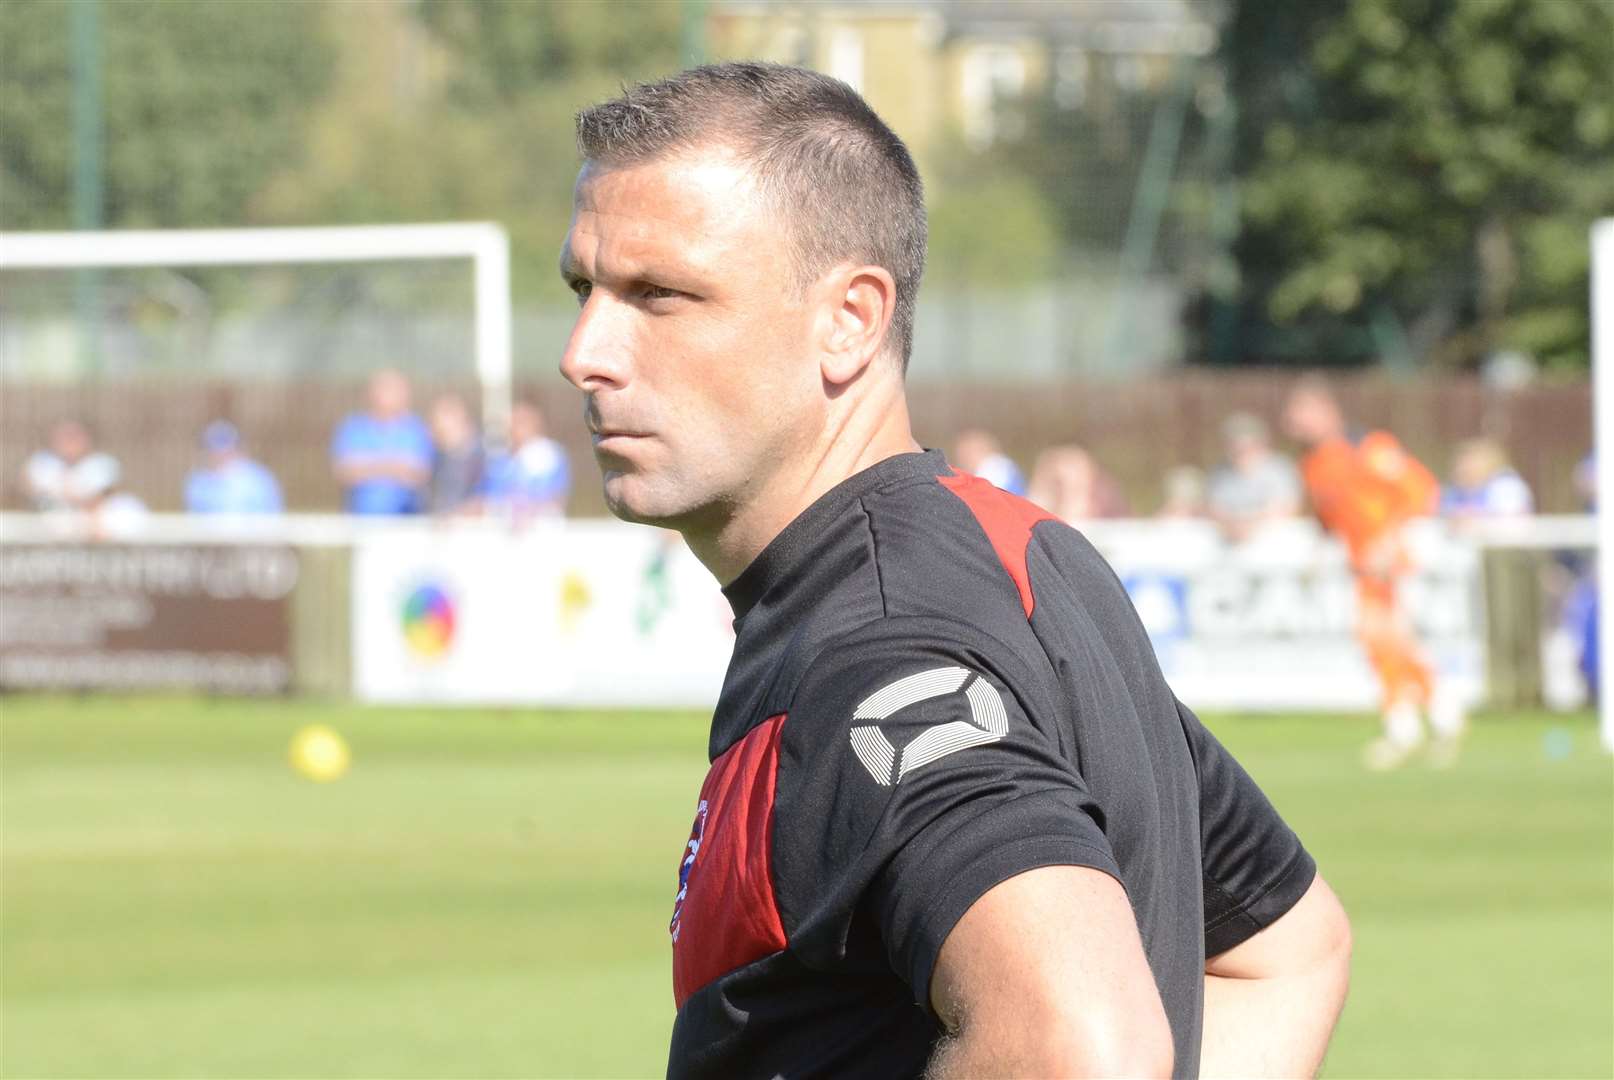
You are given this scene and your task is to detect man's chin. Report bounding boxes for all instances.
[601,474,675,528]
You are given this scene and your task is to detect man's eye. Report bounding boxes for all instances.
[641,285,680,302]
[572,281,593,306]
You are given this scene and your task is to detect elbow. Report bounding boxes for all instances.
[1048,1037,1173,1079]
[1322,883,1354,970]
[1041,1009,1175,1078]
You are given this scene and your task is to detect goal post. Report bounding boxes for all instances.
[0,223,513,441]
[1594,218,1612,751]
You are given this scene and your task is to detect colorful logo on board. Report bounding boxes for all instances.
[401,582,457,659]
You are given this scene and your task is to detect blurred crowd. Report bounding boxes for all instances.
[17,371,1590,533]
[953,407,1576,537]
[950,386,1597,703]
[19,368,572,530]
[16,373,1598,697]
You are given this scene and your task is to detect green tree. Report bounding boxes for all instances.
[1209,0,1614,370]
[0,0,332,229]
[926,137,1061,288]
[257,0,684,304]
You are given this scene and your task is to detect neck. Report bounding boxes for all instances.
[683,380,921,586]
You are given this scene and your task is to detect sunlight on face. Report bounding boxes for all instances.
[558,151,823,531]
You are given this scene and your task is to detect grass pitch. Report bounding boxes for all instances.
[2,695,1610,1078]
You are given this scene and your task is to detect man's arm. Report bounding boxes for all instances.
[927,865,1174,1079]
[1201,874,1352,1078]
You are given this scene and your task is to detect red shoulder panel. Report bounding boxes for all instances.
[671,713,788,1009]
[938,470,1057,618]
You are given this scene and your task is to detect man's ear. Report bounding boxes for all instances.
[819,265,896,387]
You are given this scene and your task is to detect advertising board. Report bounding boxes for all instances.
[1087,519,1485,711]
[351,521,733,706]
[0,543,298,694]
[352,517,1485,712]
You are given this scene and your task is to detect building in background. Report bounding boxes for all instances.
[708,0,1215,164]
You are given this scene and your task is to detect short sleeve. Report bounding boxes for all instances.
[1177,699,1316,957]
[330,416,360,462]
[770,617,1120,1012]
[402,417,435,468]
[251,464,284,513]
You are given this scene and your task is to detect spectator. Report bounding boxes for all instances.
[20,419,122,512]
[330,369,433,515]
[953,428,1027,496]
[426,393,485,514]
[184,420,283,515]
[482,399,571,518]
[1564,451,1598,701]
[76,455,148,538]
[1028,445,1129,522]
[1574,452,1595,511]
[1442,437,1534,518]
[1157,465,1207,519]
[1207,412,1301,541]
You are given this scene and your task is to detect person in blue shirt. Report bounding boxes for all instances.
[1440,437,1534,519]
[481,398,570,519]
[953,428,1027,497]
[184,420,283,515]
[330,369,433,514]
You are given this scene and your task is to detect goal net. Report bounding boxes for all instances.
[0,224,511,514]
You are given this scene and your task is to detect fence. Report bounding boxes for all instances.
[0,511,1593,714]
[0,372,1592,517]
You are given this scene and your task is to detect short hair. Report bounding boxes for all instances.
[575,62,927,370]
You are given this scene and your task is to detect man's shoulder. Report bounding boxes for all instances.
[858,465,1086,620]
[778,614,1048,734]
[331,412,373,447]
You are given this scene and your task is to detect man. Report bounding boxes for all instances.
[1207,412,1302,541]
[481,398,571,519]
[184,420,284,515]
[424,393,485,515]
[1283,380,1462,769]
[330,369,433,515]
[1441,437,1534,519]
[21,419,122,512]
[562,63,1350,1077]
[952,428,1026,496]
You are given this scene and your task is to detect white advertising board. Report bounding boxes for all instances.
[1084,519,1486,712]
[352,517,1486,712]
[352,521,733,706]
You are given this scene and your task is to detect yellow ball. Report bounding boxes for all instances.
[288,724,351,782]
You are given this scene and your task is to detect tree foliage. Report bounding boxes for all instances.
[1213,0,1614,370]
[0,0,331,230]
[256,0,684,302]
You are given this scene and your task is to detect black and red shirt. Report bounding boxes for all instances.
[667,449,1314,1078]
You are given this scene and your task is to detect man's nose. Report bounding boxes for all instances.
[560,293,629,392]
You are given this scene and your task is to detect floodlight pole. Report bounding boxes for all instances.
[1594,219,1613,753]
[70,0,104,375]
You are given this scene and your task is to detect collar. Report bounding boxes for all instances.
[721,449,948,620]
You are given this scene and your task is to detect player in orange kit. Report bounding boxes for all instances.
[1283,379,1465,769]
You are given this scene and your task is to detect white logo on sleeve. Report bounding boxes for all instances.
[848,666,1009,786]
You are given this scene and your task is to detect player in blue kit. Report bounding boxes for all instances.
[560,63,1352,1078]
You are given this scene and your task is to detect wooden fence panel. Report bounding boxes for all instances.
[1,373,1591,516]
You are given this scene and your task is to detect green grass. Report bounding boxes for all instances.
[2,696,1610,1078]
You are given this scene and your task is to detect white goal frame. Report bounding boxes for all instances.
[0,223,513,440]
[1593,219,1613,751]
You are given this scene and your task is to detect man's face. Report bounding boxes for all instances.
[1282,391,1335,446]
[50,422,90,463]
[368,372,410,420]
[510,403,542,445]
[558,150,823,530]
